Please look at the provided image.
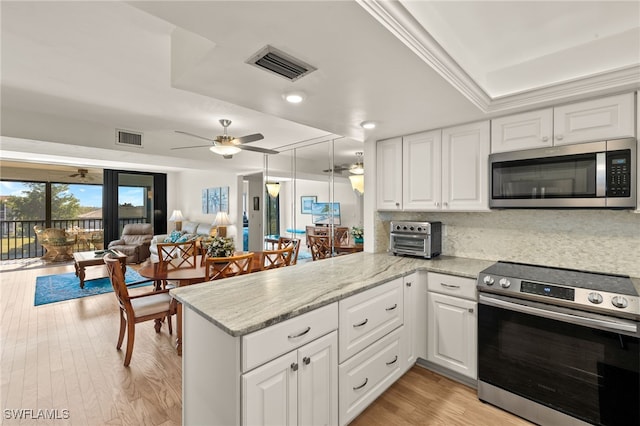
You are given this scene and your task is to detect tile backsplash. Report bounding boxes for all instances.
[375,210,640,277]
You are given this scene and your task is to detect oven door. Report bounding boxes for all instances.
[478,294,640,426]
[390,233,427,256]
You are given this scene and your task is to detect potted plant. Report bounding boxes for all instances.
[350,226,364,244]
[205,236,235,258]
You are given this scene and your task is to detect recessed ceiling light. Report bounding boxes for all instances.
[283,91,306,103]
[360,121,376,129]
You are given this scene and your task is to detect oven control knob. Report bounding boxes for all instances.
[409,226,415,231]
[587,292,603,304]
[611,296,628,309]
[499,278,511,288]
[483,276,495,286]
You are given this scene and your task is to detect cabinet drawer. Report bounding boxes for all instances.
[338,279,404,363]
[338,326,403,426]
[242,303,338,372]
[427,272,476,301]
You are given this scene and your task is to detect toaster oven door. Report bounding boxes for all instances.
[390,233,428,255]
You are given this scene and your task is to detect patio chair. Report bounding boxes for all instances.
[34,225,76,262]
[104,254,174,367]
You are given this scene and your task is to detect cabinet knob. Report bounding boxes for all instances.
[468,308,474,313]
[443,202,448,208]
[303,356,311,365]
[542,136,549,142]
[395,202,400,207]
[291,362,298,372]
[406,282,412,287]
[435,202,440,207]
[556,135,564,140]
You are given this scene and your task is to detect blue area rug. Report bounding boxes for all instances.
[34,269,151,306]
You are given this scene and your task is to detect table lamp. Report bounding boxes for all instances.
[169,210,185,231]
[213,212,231,237]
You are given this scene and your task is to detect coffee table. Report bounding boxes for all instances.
[73,250,127,289]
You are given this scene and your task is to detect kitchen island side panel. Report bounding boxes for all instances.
[183,306,241,426]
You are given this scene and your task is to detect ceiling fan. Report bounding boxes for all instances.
[69,168,93,181]
[323,152,364,174]
[173,119,279,159]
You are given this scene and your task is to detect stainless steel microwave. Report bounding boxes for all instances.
[489,138,636,208]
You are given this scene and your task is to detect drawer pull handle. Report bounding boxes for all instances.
[353,378,368,391]
[385,304,398,311]
[353,319,368,328]
[287,326,311,339]
[441,283,460,289]
[386,355,398,366]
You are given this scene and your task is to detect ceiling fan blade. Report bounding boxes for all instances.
[238,145,279,155]
[175,130,216,142]
[171,144,214,150]
[233,133,264,144]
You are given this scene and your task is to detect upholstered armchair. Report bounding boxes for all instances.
[107,223,153,264]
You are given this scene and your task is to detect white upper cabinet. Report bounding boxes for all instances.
[376,137,403,210]
[402,130,442,210]
[491,108,553,153]
[553,93,635,146]
[442,120,491,211]
[376,122,489,212]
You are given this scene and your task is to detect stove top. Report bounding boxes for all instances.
[477,261,639,319]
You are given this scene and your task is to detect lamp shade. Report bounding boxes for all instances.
[213,211,231,226]
[169,210,184,221]
[349,175,364,195]
[266,182,281,198]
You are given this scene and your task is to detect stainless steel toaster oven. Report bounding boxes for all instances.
[389,221,441,259]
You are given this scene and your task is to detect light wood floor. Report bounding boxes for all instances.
[1,260,531,425]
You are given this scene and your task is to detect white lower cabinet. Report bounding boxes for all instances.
[426,272,477,380]
[242,331,338,426]
[402,271,427,371]
[339,327,403,425]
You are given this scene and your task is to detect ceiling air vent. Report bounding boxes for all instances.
[116,129,143,148]
[247,45,316,82]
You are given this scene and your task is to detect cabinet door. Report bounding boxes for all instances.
[442,120,490,211]
[376,137,403,210]
[243,351,298,426]
[298,331,338,426]
[553,93,635,146]
[491,108,553,153]
[427,292,477,379]
[402,272,427,371]
[402,130,442,210]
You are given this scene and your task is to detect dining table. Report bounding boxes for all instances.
[137,252,265,355]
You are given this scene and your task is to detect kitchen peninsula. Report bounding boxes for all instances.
[171,252,493,425]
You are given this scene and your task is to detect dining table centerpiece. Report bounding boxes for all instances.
[205,236,235,258]
[350,226,364,244]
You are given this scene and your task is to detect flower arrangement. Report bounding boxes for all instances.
[350,226,364,241]
[205,236,235,258]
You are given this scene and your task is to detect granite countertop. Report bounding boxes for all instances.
[170,252,493,337]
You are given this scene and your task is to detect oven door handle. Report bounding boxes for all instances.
[390,233,428,239]
[479,294,638,334]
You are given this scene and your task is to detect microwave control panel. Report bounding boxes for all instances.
[607,150,631,197]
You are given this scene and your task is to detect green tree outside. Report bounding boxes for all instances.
[5,183,81,220]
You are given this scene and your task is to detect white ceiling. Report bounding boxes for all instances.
[1,1,638,176]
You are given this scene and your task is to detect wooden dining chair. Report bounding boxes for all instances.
[333,227,350,248]
[261,245,294,270]
[104,254,175,367]
[308,235,333,260]
[277,237,300,265]
[157,241,197,269]
[205,252,254,280]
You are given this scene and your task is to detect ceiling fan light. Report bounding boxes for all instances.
[360,120,376,129]
[349,174,364,195]
[283,91,306,104]
[210,145,241,156]
[350,164,364,175]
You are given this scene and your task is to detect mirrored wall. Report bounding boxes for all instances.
[256,137,365,260]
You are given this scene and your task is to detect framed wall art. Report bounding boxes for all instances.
[301,196,317,214]
[202,186,230,214]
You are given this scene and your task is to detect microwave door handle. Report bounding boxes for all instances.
[596,152,606,197]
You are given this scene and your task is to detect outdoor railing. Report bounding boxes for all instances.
[0,217,148,260]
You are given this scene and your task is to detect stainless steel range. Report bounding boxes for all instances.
[477,261,639,426]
